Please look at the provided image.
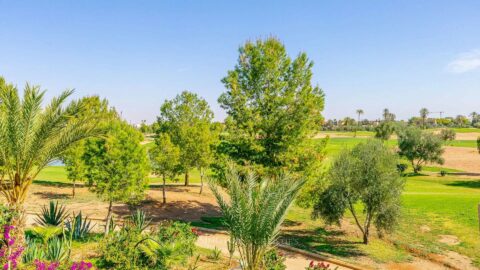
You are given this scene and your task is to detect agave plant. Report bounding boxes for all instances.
[45,237,69,262]
[35,201,69,227]
[22,237,45,264]
[65,212,94,240]
[209,168,305,270]
[128,209,151,233]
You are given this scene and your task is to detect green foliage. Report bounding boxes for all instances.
[209,166,304,270]
[263,249,286,270]
[207,247,221,261]
[439,128,456,142]
[477,136,480,154]
[99,220,197,270]
[83,119,149,234]
[128,209,151,233]
[397,127,444,173]
[0,205,17,226]
[312,140,404,244]
[217,37,326,180]
[35,201,69,227]
[0,77,102,205]
[396,163,408,175]
[374,122,395,141]
[65,212,94,240]
[30,226,63,244]
[45,237,69,262]
[22,238,45,264]
[157,91,216,185]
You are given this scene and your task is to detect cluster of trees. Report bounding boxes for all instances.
[324,107,480,131]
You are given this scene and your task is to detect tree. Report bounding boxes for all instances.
[209,166,304,270]
[0,77,100,209]
[439,128,456,143]
[61,96,114,198]
[397,127,444,173]
[420,108,429,129]
[382,108,395,122]
[218,37,326,179]
[477,136,480,154]
[148,133,180,203]
[312,140,404,244]
[374,121,395,141]
[83,120,149,235]
[355,109,364,137]
[157,91,214,186]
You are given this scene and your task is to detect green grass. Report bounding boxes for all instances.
[35,166,204,185]
[318,130,375,137]
[445,140,478,148]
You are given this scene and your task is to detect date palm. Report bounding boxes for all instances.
[420,108,429,129]
[210,167,304,270]
[355,109,364,137]
[0,77,101,207]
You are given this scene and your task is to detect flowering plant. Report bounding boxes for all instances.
[306,260,338,270]
[1,225,24,270]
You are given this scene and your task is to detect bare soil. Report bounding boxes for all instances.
[440,146,480,173]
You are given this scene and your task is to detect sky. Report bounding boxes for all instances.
[0,0,479,123]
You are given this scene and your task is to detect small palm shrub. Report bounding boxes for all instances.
[207,247,221,261]
[35,201,69,227]
[30,226,62,245]
[65,212,94,240]
[209,167,304,270]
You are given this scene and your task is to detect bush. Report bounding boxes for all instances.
[440,170,447,177]
[99,220,197,270]
[263,249,286,270]
[439,129,456,142]
[396,163,408,175]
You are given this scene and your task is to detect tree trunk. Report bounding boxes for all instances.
[72,179,76,198]
[199,169,204,194]
[162,174,166,204]
[363,233,369,244]
[184,171,189,186]
[105,200,113,236]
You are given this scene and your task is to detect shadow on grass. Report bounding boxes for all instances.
[278,227,364,258]
[32,191,70,200]
[446,180,480,189]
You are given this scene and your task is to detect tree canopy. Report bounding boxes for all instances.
[397,127,444,173]
[217,37,325,178]
[157,91,215,185]
[0,77,101,206]
[312,140,404,244]
[82,120,149,234]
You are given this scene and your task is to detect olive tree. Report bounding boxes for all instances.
[397,127,444,173]
[374,121,395,141]
[83,120,149,235]
[312,140,404,244]
[439,128,456,143]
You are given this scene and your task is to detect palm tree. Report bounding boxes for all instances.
[382,108,390,121]
[0,77,101,209]
[420,108,429,129]
[355,109,364,137]
[210,167,304,270]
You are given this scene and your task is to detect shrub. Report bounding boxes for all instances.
[35,201,69,227]
[263,249,286,270]
[440,170,447,177]
[306,261,338,270]
[439,129,456,142]
[45,237,69,263]
[396,163,408,175]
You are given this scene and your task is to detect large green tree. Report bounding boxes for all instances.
[312,140,404,244]
[157,91,215,186]
[397,127,444,173]
[0,77,100,208]
[218,37,325,178]
[83,120,150,235]
[148,133,180,203]
[61,96,115,197]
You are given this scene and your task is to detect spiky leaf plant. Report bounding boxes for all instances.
[35,201,69,227]
[209,167,305,270]
[65,211,94,240]
[128,209,151,233]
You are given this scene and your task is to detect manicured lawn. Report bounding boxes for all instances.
[35,166,204,185]
[445,140,478,148]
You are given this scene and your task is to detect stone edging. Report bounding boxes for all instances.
[194,227,371,270]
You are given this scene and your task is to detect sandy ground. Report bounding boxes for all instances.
[440,146,480,173]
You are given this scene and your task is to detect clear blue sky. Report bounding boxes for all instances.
[1,0,479,123]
